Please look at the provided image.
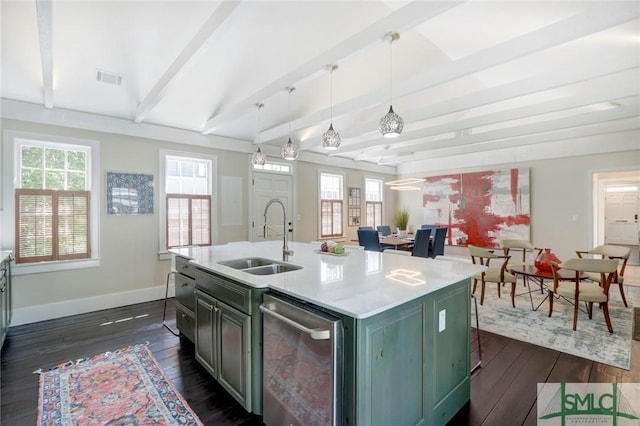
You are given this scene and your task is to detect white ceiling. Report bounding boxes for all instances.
[2,0,639,172]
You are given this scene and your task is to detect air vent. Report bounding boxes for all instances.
[96,69,123,86]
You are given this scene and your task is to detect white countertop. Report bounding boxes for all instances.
[171,242,485,319]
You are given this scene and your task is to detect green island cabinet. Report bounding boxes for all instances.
[190,264,471,425]
[290,277,472,426]
[174,255,196,343]
[0,252,13,348]
[194,267,267,415]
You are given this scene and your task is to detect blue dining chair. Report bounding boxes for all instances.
[420,224,438,231]
[357,229,384,252]
[411,228,431,258]
[376,225,392,236]
[428,227,447,258]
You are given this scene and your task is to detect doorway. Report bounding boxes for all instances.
[250,169,294,243]
[593,170,640,265]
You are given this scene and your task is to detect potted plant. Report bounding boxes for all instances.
[394,208,409,237]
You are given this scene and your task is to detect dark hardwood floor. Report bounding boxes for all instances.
[1,299,638,425]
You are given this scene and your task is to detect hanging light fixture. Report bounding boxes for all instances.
[251,103,267,166]
[322,64,341,150]
[379,32,403,138]
[281,86,299,160]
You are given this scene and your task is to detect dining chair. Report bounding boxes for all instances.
[428,227,447,258]
[420,224,438,232]
[549,258,619,333]
[376,225,392,236]
[501,239,543,289]
[575,245,631,307]
[357,229,385,252]
[411,228,431,258]
[469,245,517,307]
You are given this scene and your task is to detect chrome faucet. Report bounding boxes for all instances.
[263,198,293,261]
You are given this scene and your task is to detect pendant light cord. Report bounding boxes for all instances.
[389,37,393,105]
[330,68,334,123]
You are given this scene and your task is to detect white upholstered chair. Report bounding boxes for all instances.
[549,258,618,333]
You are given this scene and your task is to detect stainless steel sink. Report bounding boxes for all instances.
[218,257,275,269]
[217,257,302,275]
[242,263,303,275]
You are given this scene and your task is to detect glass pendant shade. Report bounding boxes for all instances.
[251,146,267,166]
[322,123,341,150]
[281,137,299,160]
[379,105,404,138]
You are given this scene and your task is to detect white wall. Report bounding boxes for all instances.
[1,118,250,325]
[396,150,640,261]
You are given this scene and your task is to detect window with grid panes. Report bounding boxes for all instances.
[165,155,212,248]
[15,142,90,264]
[365,178,383,228]
[320,173,343,237]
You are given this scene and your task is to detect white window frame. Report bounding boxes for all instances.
[365,177,384,228]
[159,149,217,259]
[1,130,101,275]
[318,171,345,238]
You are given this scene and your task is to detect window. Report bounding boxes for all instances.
[320,173,343,237]
[160,151,216,251]
[1,132,100,270]
[365,178,384,228]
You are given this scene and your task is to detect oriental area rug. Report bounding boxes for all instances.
[472,282,639,370]
[36,343,202,425]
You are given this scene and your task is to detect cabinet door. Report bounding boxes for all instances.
[195,290,217,377]
[216,299,251,410]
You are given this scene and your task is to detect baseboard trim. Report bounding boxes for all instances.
[12,284,175,326]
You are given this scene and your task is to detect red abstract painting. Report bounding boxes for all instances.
[422,168,530,247]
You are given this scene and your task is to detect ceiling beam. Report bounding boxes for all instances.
[35,0,53,109]
[345,71,640,158]
[329,62,640,156]
[133,0,242,123]
[265,1,639,146]
[385,118,639,166]
[374,100,640,163]
[199,0,467,135]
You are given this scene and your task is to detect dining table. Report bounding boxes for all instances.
[380,235,414,250]
[509,264,587,311]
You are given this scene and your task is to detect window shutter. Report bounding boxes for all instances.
[191,196,211,246]
[167,196,190,248]
[16,189,55,263]
[58,191,90,260]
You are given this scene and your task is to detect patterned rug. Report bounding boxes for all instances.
[473,282,639,370]
[36,343,202,425]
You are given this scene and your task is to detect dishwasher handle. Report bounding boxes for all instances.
[260,303,331,340]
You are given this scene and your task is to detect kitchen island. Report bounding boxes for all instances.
[171,241,484,426]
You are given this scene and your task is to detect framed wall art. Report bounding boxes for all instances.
[106,172,154,215]
[422,168,530,247]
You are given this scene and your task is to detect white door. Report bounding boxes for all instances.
[251,171,293,242]
[604,190,639,245]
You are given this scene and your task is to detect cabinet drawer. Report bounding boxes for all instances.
[176,302,195,343]
[195,269,251,315]
[175,273,196,311]
[175,256,195,279]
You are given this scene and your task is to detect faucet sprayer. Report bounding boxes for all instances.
[263,198,293,261]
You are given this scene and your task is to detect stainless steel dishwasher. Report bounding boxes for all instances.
[260,293,343,426]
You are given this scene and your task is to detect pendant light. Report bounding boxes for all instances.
[251,103,267,166]
[379,32,403,138]
[322,64,341,150]
[281,86,299,160]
